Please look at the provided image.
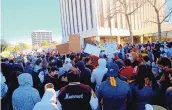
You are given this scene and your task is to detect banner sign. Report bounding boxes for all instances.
[84,44,101,57]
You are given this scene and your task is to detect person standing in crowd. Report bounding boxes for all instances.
[153,43,161,62]
[84,57,95,72]
[12,73,41,110]
[91,58,108,90]
[43,66,60,91]
[48,57,56,68]
[1,72,8,110]
[70,54,76,66]
[57,67,98,110]
[32,59,43,95]
[6,71,20,110]
[97,63,132,110]
[132,64,161,110]
[120,59,135,80]
[33,85,58,110]
[24,62,33,75]
[157,57,172,92]
[127,52,140,68]
[166,86,172,110]
[76,61,92,86]
[58,67,69,89]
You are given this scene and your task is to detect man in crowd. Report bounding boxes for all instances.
[57,67,98,110]
[97,63,132,110]
[43,66,61,91]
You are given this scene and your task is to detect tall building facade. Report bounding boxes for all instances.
[31,30,52,47]
[59,0,172,45]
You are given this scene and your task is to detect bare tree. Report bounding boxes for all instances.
[1,37,10,52]
[145,0,172,42]
[107,0,145,44]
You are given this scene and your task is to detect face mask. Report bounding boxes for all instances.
[160,48,164,52]
[128,56,134,63]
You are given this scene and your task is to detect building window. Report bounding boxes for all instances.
[71,0,75,33]
[67,0,71,34]
[120,14,123,29]
[79,0,83,31]
[99,0,104,27]
[84,0,88,30]
[90,0,93,28]
[75,0,79,33]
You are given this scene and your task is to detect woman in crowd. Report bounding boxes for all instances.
[132,64,161,110]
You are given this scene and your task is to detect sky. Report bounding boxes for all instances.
[1,0,172,45]
[1,0,62,45]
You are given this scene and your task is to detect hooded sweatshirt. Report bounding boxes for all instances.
[76,61,91,86]
[12,73,41,110]
[33,89,58,110]
[1,72,8,99]
[91,59,108,88]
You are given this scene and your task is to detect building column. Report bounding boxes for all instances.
[117,36,121,44]
[96,36,100,42]
[149,36,152,43]
[141,35,144,44]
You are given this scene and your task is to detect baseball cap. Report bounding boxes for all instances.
[106,63,119,78]
[65,58,71,63]
[4,58,9,62]
[58,67,67,79]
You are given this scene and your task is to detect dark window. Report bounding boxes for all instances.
[67,0,72,34]
[90,0,93,28]
[79,0,83,31]
[84,0,88,30]
[75,0,79,33]
[71,0,75,33]
[64,0,68,35]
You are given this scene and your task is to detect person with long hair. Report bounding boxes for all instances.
[132,64,161,110]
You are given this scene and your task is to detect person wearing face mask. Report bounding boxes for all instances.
[157,57,172,107]
[127,52,140,68]
[160,46,167,57]
[43,66,61,91]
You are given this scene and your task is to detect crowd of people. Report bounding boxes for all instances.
[1,41,172,110]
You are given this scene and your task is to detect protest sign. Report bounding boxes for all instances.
[84,44,101,57]
[103,42,118,55]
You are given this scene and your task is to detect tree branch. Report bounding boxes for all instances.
[158,0,167,11]
[160,9,172,24]
[146,0,156,8]
[145,20,158,24]
[127,2,144,15]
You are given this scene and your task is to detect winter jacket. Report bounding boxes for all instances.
[97,77,132,110]
[131,83,161,110]
[24,66,33,75]
[165,87,172,110]
[76,61,91,86]
[91,59,108,88]
[12,73,41,110]
[33,88,58,110]
[43,74,61,91]
[1,72,8,99]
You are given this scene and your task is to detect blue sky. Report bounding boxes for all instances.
[1,0,172,45]
[2,0,62,45]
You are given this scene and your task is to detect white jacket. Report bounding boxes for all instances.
[91,59,108,87]
[33,89,58,110]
